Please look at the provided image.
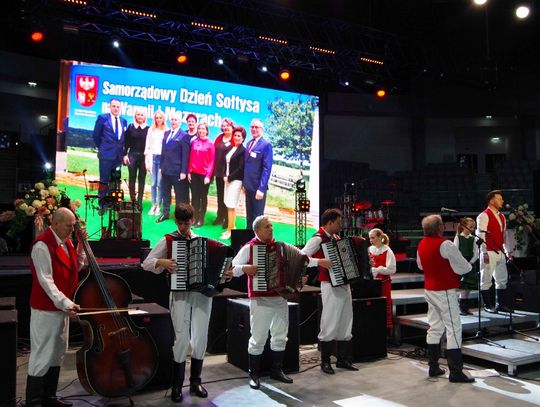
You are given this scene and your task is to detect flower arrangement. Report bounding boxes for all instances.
[507,203,540,251]
[0,180,82,247]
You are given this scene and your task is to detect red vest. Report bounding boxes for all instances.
[311,227,340,283]
[484,208,506,252]
[246,237,280,298]
[370,248,390,282]
[418,236,460,291]
[30,228,79,311]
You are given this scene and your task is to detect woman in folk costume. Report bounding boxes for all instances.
[368,228,396,331]
[453,217,479,315]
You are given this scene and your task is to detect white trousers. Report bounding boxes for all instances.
[170,291,212,363]
[318,282,353,342]
[28,308,69,377]
[480,251,508,290]
[425,289,462,350]
[248,297,288,355]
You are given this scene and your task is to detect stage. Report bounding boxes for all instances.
[10,341,540,407]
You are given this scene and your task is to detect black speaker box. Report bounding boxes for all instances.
[207,288,247,354]
[226,298,299,373]
[298,285,321,345]
[231,229,255,253]
[351,297,387,361]
[0,309,17,407]
[0,296,16,310]
[128,303,174,390]
[89,239,150,258]
[509,282,540,313]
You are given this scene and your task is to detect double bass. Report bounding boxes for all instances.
[72,212,158,397]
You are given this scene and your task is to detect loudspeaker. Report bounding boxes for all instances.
[534,169,540,216]
[0,296,16,310]
[231,229,255,253]
[351,297,387,361]
[226,298,299,373]
[207,288,247,354]
[117,210,142,239]
[298,286,321,345]
[89,239,150,258]
[128,303,174,390]
[0,309,17,406]
[509,282,540,313]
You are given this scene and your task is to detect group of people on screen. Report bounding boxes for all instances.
[92,98,274,238]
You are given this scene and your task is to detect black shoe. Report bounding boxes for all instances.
[171,361,185,403]
[156,215,170,223]
[429,366,446,377]
[189,381,208,398]
[320,361,335,374]
[336,359,359,371]
[248,354,261,390]
[449,371,475,383]
[212,218,222,226]
[270,369,293,383]
[249,374,260,389]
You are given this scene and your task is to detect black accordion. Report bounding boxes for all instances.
[252,242,308,298]
[322,236,368,287]
[170,237,234,297]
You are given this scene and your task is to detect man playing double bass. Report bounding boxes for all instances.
[26,207,86,407]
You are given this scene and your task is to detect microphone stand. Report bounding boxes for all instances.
[446,213,505,348]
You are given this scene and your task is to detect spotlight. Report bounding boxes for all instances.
[28,82,37,87]
[298,198,311,213]
[296,179,306,192]
[279,69,291,81]
[257,63,268,73]
[339,77,350,87]
[376,89,386,98]
[214,55,225,65]
[176,53,188,64]
[112,39,120,48]
[473,0,488,5]
[515,5,530,19]
[31,31,44,42]
[44,162,53,170]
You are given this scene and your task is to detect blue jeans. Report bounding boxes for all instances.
[151,155,162,206]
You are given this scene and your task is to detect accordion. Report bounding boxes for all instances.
[170,237,234,297]
[322,236,369,287]
[252,242,308,298]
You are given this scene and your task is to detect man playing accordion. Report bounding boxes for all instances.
[232,215,331,390]
[142,203,233,403]
[301,208,359,375]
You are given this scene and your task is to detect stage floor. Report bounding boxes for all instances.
[12,341,540,407]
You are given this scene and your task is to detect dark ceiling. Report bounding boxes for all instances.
[3,0,540,94]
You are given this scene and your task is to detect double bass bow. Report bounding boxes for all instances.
[69,204,158,398]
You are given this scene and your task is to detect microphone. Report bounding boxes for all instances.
[441,207,458,213]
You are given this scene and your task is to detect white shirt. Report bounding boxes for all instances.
[368,244,397,276]
[30,228,85,311]
[142,230,198,274]
[416,240,472,276]
[225,146,238,177]
[110,114,122,137]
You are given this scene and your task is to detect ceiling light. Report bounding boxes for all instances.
[515,5,530,19]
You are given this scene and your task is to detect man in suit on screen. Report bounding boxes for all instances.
[92,98,127,209]
[243,118,273,229]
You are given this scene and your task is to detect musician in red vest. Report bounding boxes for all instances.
[476,190,511,313]
[232,215,330,389]
[417,214,474,383]
[301,208,358,375]
[26,207,86,407]
[142,203,232,403]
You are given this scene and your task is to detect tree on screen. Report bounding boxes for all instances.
[265,97,317,167]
